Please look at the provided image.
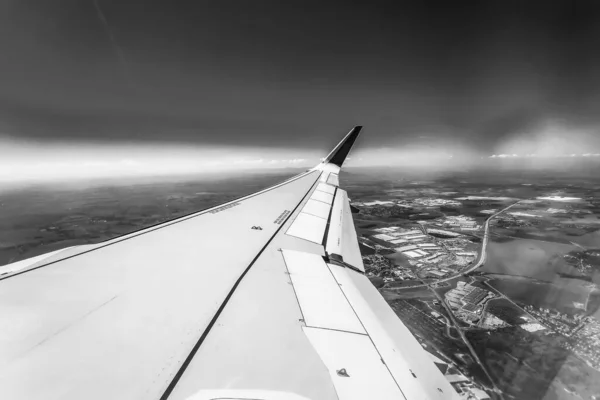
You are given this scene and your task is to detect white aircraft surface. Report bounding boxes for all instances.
[0,127,459,400]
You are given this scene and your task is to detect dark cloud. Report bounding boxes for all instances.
[1,0,599,152]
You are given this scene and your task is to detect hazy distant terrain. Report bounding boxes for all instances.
[0,169,299,265]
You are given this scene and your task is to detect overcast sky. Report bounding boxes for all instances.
[1,0,599,180]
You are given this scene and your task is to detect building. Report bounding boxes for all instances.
[445,282,492,312]
[373,227,398,233]
[404,234,427,240]
[396,245,418,252]
[480,209,497,214]
[423,253,443,262]
[372,233,396,241]
[427,270,446,278]
[508,211,540,218]
[446,374,469,384]
[395,230,422,236]
[427,228,462,238]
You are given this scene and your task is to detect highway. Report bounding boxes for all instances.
[429,286,503,396]
[406,200,522,288]
[446,200,522,279]
[403,201,522,397]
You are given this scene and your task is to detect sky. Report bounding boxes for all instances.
[1,0,600,181]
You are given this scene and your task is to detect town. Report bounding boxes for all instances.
[525,305,600,370]
[360,216,481,284]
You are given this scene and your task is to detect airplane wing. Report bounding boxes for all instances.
[0,127,459,400]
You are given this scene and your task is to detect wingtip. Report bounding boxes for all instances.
[323,126,363,167]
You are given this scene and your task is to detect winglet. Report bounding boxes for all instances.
[322,126,362,167]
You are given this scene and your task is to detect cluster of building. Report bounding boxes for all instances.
[426,228,463,238]
[492,202,595,231]
[372,227,453,275]
[479,209,497,215]
[567,316,600,370]
[357,197,486,282]
[546,208,570,214]
[524,305,587,337]
[547,207,591,215]
[491,214,534,228]
[422,215,483,232]
[563,251,597,276]
[372,227,440,260]
[507,211,542,218]
[452,382,491,399]
[368,223,480,280]
[389,266,418,281]
[356,197,463,209]
[361,254,395,277]
[479,313,509,330]
[361,252,419,283]
[354,200,395,207]
[445,282,495,324]
[519,322,547,333]
[524,306,600,370]
[422,239,478,277]
[412,198,462,207]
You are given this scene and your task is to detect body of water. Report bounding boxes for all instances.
[482,238,576,281]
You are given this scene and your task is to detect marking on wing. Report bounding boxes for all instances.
[273,210,291,225]
[208,202,240,214]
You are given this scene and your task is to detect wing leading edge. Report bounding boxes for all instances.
[0,127,458,400]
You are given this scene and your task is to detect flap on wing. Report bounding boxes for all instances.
[303,327,406,400]
[281,249,366,334]
[327,264,459,400]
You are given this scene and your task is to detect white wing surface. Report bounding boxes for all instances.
[0,127,459,400]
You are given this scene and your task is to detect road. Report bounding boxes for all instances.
[429,285,503,396]
[451,200,522,278]
[406,200,522,288]
[396,202,523,396]
[423,301,461,340]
